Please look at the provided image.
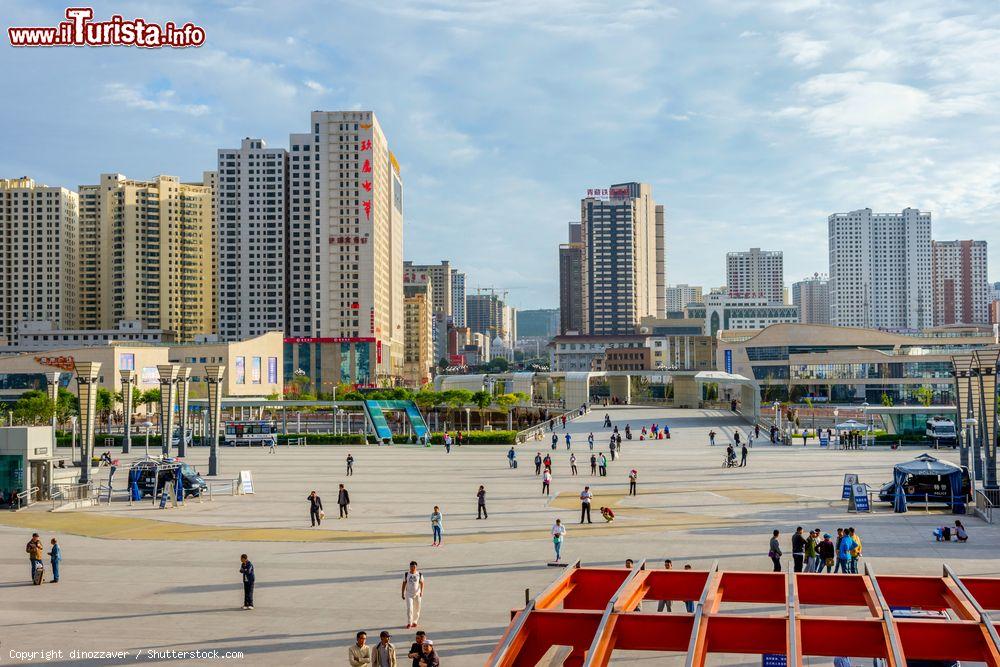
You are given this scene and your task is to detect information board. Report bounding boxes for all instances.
[842,474,858,499]
[762,654,787,667]
[850,483,870,512]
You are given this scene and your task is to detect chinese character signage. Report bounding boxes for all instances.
[359,132,373,220]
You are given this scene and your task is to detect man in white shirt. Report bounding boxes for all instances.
[401,560,425,629]
[580,486,593,523]
[551,519,567,562]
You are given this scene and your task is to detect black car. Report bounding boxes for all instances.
[131,459,207,499]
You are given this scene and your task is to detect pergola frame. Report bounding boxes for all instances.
[488,562,1000,666]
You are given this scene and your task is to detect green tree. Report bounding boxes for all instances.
[13,390,54,425]
[914,385,934,408]
[880,391,894,407]
[442,389,473,409]
[56,386,79,423]
[139,388,160,413]
[483,357,511,373]
[414,390,444,410]
[471,390,494,429]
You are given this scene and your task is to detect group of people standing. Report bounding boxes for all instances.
[769,526,863,573]
[24,533,62,584]
[350,629,441,667]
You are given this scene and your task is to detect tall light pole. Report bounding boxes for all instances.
[45,372,61,460]
[204,365,226,476]
[157,364,180,457]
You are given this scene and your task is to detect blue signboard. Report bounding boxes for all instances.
[762,655,787,667]
[852,483,870,512]
[724,349,733,374]
[819,433,829,447]
[842,473,857,500]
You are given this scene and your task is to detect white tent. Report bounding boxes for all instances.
[834,419,865,431]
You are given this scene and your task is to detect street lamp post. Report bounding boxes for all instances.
[143,421,153,458]
[963,417,980,498]
[772,401,781,443]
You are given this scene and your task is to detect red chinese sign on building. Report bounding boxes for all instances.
[328,236,369,245]
[359,136,373,220]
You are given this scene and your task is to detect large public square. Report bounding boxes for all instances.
[1,406,996,666]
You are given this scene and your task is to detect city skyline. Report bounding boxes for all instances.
[4,1,1000,309]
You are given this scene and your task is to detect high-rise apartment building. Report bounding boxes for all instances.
[580,183,664,335]
[665,284,704,312]
[0,178,78,344]
[216,138,288,341]
[404,260,452,362]
[791,275,830,325]
[450,269,466,327]
[829,208,932,330]
[467,293,506,340]
[726,248,783,303]
[559,240,586,334]
[284,110,404,388]
[77,173,214,340]
[932,240,990,325]
[403,274,434,387]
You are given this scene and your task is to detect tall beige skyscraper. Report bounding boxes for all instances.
[0,178,79,344]
[403,273,434,387]
[77,173,214,340]
[284,110,403,388]
[932,240,990,325]
[580,183,664,335]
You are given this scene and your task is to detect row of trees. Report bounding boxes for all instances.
[3,387,163,427]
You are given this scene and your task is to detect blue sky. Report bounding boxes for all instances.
[3,0,1000,309]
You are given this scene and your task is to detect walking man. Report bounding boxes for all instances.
[792,526,806,573]
[570,453,578,476]
[837,528,854,574]
[338,484,350,518]
[580,486,593,523]
[508,447,517,468]
[402,561,424,629]
[848,527,862,574]
[590,453,597,476]
[477,485,488,519]
[599,453,608,477]
[551,518,567,562]
[551,433,558,450]
[542,469,552,496]
[565,433,572,450]
[534,452,543,475]
[240,553,255,610]
[346,453,354,476]
[307,490,323,526]
[769,530,782,572]
[709,430,716,446]
[588,432,594,450]
[740,443,748,467]
[628,469,637,496]
[48,538,61,583]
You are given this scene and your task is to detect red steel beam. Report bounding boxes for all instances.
[896,619,1000,664]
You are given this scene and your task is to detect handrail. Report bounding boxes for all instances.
[15,486,39,509]
[516,407,590,443]
[974,489,994,523]
[864,562,907,667]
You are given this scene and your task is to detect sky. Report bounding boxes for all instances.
[3,0,1000,310]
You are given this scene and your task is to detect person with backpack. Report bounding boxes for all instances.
[534,452,543,475]
[477,485,488,519]
[848,527,862,573]
[542,469,552,496]
[817,533,835,573]
[599,453,608,477]
[588,432,595,450]
[837,529,855,574]
[507,447,517,469]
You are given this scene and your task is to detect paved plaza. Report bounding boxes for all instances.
[2,406,997,665]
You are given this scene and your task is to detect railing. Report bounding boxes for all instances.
[974,490,994,524]
[50,482,96,509]
[14,487,39,510]
[206,479,239,500]
[515,407,589,444]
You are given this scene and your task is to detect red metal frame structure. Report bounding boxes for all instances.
[487,561,1000,666]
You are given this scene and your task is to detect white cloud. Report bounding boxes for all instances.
[303,80,328,94]
[102,83,210,116]
[846,48,899,71]
[778,32,830,67]
[739,30,760,38]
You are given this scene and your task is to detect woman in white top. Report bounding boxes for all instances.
[551,519,567,562]
[542,469,552,496]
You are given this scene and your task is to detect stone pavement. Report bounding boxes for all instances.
[1,406,996,666]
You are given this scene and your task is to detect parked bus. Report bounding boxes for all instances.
[224,420,278,447]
